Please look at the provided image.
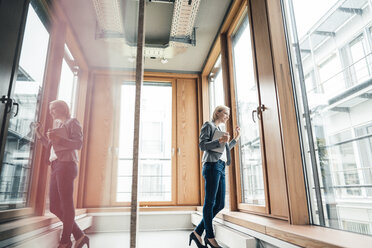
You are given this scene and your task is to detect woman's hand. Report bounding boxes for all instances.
[218,132,230,144]
[234,126,241,140]
[33,122,44,139]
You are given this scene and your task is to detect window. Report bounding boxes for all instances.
[141,122,163,154]
[207,55,232,210]
[117,82,172,202]
[0,2,49,210]
[349,35,370,84]
[208,55,224,113]
[284,0,372,236]
[329,131,361,197]
[232,15,265,206]
[57,44,79,117]
[355,123,372,197]
[342,220,371,235]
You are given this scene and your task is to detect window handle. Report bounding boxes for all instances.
[0,95,18,116]
[1,95,12,114]
[171,148,175,156]
[13,102,19,117]
[252,109,257,123]
[177,148,181,156]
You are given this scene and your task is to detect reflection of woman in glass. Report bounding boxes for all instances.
[35,100,89,248]
[190,105,240,248]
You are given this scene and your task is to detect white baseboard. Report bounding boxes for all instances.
[87,211,195,233]
[2,215,92,248]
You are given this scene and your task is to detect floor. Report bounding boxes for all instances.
[87,230,208,248]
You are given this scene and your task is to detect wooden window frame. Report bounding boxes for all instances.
[221,0,271,215]
[110,76,178,207]
[0,0,58,221]
[201,0,309,224]
[0,0,91,221]
[226,2,269,215]
[265,0,309,224]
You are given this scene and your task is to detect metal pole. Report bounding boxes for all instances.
[130,0,145,247]
[286,0,326,226]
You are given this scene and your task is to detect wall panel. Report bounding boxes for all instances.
[176,78,200,205]
[84,74,117,207]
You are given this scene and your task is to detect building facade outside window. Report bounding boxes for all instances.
[348,35,371,84]
[284,0,372,236]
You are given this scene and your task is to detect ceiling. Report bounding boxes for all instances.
[58,0,232,73]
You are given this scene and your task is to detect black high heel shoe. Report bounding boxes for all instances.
[75,234,90,248]
[57,240,72,248]
[189,232,205,248]
[204,237,222,248]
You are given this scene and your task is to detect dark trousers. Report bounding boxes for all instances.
[50,160,83,243]
[195,160,226,238]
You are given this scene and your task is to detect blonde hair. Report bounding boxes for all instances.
[212,105,230,122]
[49,100,71,119]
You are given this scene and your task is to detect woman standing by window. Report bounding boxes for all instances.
[189,105,240,248]
[35,100,89,248]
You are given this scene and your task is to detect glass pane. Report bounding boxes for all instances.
[284,0,372,236]
[208,55,224,112]
[355,124,372,197]
[117,82,172,202]
[349,36,370,84]
[0,3,49,210]
[232,16,265,206]
[57,47,78,117]
[207,55,231,210]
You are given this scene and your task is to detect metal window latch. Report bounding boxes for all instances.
[1,95,19,117]
[252,104,266,123]
[0,95,11,104]
[257,104,266,120]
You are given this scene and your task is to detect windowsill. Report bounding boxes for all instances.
[196,208,372,248]
[86,206,197,213]
[0,208,87,242]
